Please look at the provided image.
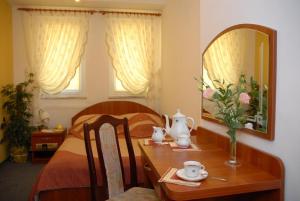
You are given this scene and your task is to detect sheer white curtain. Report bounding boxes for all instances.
[204,29,254,86]
[22,11,89,94]
[105,14,161,109]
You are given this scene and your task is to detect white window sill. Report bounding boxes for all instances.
[40,93,87,99]
[108,90,145,99]
[108,95,145,99]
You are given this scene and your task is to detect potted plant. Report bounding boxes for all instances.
[1,73,35,163]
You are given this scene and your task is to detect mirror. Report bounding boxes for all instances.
[202,24,276,140]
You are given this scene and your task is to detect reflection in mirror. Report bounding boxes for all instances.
[202,24,276,140]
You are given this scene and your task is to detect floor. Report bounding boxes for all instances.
[0,160,44,201]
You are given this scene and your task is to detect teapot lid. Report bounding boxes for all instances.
[173,109,186,118]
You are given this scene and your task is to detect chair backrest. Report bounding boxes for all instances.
[83,115,137,201]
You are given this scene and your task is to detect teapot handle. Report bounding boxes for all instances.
[187,117,195,132]
[162,128,167,136]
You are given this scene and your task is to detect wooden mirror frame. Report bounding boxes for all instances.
[201,24,277,140]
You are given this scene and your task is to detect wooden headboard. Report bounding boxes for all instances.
[71,101,160,125]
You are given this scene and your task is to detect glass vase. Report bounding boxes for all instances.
[226,128,240,166]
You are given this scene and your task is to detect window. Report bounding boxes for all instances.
[40,63,86,99]
[109,66,145,98]
[115,76,127,92]
[203,67,215,89]
[63,67,81,93]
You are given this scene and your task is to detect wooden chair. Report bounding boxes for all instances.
[83,115,159,201]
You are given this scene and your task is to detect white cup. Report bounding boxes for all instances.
[183,161,205,178]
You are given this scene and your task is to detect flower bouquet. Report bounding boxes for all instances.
[197,74,250,165]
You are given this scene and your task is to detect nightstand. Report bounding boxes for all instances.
[31,129,67,163]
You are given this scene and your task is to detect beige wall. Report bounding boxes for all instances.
[200,0,300,200]
[160,0,201,125]
[0,0,13,163]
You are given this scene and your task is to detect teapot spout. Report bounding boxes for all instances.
[164,114,171,134]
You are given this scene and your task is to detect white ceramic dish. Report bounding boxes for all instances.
[176,168,208,182]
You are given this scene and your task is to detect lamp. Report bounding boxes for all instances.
[39,109,50,129]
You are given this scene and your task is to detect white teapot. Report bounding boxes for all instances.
[164,109,194,140]
[176,134,191,148]
[152,126,167,143]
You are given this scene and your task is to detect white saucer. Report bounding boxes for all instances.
[176,168,208,182]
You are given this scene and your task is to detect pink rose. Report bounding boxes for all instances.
[239,92,251,104]
[203,88,215,99]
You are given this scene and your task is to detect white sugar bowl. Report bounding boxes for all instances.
[176,134,191,148]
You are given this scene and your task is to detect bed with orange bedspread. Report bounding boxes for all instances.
[29,101,163,201]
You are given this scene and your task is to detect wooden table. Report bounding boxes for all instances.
[138,127,284,201]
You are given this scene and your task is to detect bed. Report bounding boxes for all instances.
[29,101,163,201]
